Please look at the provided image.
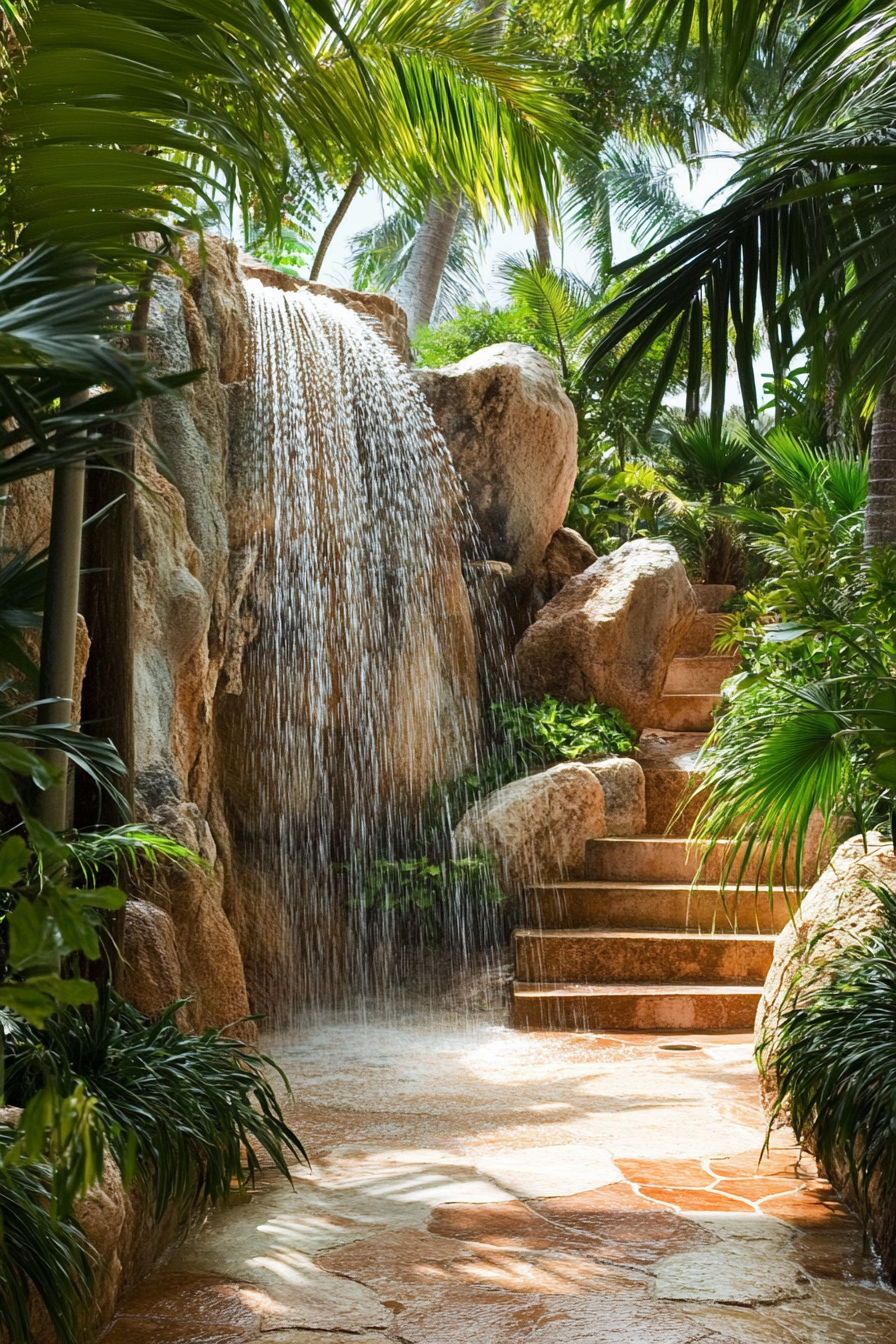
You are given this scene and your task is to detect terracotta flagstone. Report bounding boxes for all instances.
[101,1019,896,1342]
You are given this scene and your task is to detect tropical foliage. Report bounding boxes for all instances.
[492,694,638,765]
[760,883,896,1225]
[3,992,305,1218]
[687,427,893,887]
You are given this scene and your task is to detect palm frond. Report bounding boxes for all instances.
[350,202,485,316]
[691,675,851,891]
[499,252,597,376]
[601,139,700,249]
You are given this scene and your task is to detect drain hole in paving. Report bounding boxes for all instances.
[657,1043,702,1051]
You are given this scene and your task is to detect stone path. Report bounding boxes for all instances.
[102,1014,896,1342]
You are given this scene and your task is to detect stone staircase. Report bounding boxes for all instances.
[512,585,798,1034]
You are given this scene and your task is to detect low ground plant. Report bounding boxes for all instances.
[492,695,637,766]
[351,853,503,938]
[3,992,306,1219]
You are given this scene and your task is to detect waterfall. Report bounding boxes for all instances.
[225,280,505,1016]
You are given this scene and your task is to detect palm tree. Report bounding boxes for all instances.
[0,0,582,819]
[581,0,896,546]
[302,0,578,294]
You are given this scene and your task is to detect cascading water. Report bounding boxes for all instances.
[225,281,510,1017]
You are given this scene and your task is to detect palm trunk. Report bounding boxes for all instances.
[866,379,896,548]
[74,270,154,982]
[394,195,460,334]
[36,448,86,830]
[309,166,365,282]
[533,208,551,270]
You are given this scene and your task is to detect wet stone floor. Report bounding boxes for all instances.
[102,1016,896,1343]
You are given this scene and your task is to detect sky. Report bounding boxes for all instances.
[309,134,741,297]
[304,133,752,410]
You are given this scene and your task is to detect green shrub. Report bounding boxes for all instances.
[413,302,552,368]
[0,1129,92,1344]
[761,884,896,1225]
[352,852,502,933]
[4,991,306,1220]
[491,695,638,766]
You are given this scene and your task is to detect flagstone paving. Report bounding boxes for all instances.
[101,1015,896,1342]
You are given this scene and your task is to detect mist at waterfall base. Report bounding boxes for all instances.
[227,281,514,1020]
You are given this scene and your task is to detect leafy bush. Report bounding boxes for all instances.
[352,853,502,935]
[4,992,306,1220]
[761,884,896,1223]
[492,695,638,766]
[413,301,551,368]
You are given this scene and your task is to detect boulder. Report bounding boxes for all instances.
[454,763,606,895]
[515,539,697,731]
[415,344,579,591]
[756,832,896,1280]
[124,800,252,1037]
[534,526,598,606]
[118,899,182,1022]
[756,832,896,1084]
[585,757,646,836]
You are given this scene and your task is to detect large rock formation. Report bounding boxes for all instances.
[2,237,487,1026]
[415,344,579,602]
[515,538,697,731]
[454,762,606,895]
[756,833,896,1281]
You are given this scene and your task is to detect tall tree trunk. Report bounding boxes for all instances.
[533,207,551,270]
[866,379,896,548]
[36,449,86,830]
[394,195,460,334]
[74,267,155,980]
[310,166,365,281]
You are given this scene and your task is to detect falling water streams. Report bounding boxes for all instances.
[229,281,511,1018]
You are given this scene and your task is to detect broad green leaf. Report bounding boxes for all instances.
[0,833,30,886]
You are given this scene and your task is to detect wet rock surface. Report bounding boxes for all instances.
[102,1017,896,1342]
[515,539,697,731]
[454,762,606,894]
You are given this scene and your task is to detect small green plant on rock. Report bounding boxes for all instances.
[492,695,637,767]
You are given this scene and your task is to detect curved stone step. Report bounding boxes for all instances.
[654,693,722,732]
[524,882,797,933]
[662,655,739,695]
[514,928,776,985]
[584,836,803,885]
[676,611,728,657]
[511,981,762,1032]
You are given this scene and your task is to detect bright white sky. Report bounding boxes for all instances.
[310,134,741,295]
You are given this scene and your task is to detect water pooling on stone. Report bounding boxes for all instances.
[225,281,509,1016]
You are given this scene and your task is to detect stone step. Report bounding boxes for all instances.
[662,656,739,695]
[676,611,727,657]
[585,836,800,885]
[654,693,722,732]
[514,928,776,985]
[511,982,762,1032]
[524,882,796,933]
[691,583,736,614]
[643,769,704,837]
